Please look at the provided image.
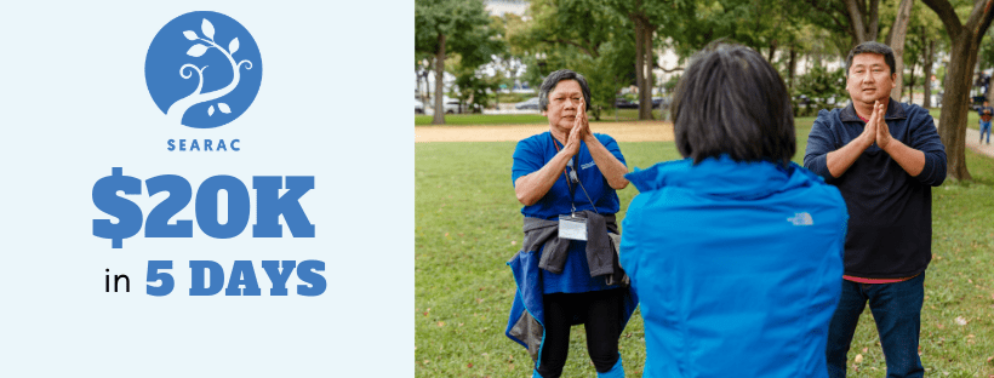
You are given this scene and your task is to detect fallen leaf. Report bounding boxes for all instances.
[955,316,968,326]
[937,323,945,329]
[476,298,484,304]
[437,321,445,327]
[511,240,517,245]
[862,347,868,353]
[467,363,473,368]
[854,354,863,364]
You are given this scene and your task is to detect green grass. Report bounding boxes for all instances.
[415,116,994,377]
[415,109,668,126]
[929,108,982,131]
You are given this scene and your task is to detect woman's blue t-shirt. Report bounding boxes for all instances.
[512,131,626,294]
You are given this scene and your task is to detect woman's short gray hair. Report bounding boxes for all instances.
[539,69,592,111]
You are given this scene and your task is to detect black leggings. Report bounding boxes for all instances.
[536,289,623,378]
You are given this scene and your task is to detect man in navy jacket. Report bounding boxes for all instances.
[804,42,946,378]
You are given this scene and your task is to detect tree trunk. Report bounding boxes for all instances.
[889,0,914,101]
[907,60,916,103]
[923,39,933,108]
[843,0,881,47]
[767,40,777,62]
[938,35,978,181]
[639,23,655,120]
[788,46,797,90]
[433,33,447,125]
[634,15,644,118]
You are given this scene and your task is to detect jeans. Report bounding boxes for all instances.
[825,273,925,378]
[981,121,991,143]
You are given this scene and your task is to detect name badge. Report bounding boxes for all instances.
[558,214,587,241]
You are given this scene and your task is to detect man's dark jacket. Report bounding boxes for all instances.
[804,99,946,278]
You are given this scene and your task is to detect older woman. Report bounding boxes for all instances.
[619,44,848,377]
[505,69,637,378]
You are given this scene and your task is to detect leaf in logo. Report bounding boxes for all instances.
[202,19,215,41]
[229,38,240,55]
[218,103,231,114]
[208,105,215,116]
[186,44,209,57]
[183,30,198,41]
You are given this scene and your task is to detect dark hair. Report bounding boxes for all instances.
[670,42,796,168]
[845,41,896,77]
[539,69,591,111]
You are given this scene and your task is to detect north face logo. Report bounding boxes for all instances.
[787,212,814,226]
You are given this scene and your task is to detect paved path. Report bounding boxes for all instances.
[964,126,994,157]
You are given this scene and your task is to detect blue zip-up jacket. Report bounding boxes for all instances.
[620,156,848,378]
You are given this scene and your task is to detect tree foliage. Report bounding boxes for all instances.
[921,0,994,181]
[415,0,502,124]
[509,0,635,120]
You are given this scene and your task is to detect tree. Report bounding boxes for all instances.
[509,0,634,121]
[607,0,687,120]
[921,0,994,181]
[887,0,915,100]
[415,0,501,125]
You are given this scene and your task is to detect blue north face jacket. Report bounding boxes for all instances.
[620,156,847,378]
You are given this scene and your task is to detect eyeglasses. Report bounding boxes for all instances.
[566,159,578,184]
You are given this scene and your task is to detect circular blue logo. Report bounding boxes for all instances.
[145,11,263,128]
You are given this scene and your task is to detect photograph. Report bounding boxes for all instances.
[415,0,994,377]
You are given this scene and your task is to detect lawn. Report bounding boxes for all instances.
[930,108,982,131]
[415,116,994,377]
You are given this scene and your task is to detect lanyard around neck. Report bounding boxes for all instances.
[550,134,599,215]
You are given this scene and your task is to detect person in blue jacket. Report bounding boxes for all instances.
[505,69,638,378]
[620,43,848,377]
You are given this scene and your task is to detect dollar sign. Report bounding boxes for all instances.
[92,167,144,248]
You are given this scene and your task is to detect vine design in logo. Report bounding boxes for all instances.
[145,11,263,128]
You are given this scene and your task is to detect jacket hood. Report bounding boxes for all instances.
[625,155,818,200]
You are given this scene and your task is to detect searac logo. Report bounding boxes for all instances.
[145,11,263,128]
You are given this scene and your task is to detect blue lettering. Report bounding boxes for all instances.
[195,176,250,238]
[225,261,262,296]
[167,139,175,151]
[261,261,296,296]
[218,139,227,151]
[231,139,240,151]
[191,139,200,151]
[296,260,326,296]
[253,176,315,238]
[189,260,224,296]
[179,139,187,151]
[205,139,213,151]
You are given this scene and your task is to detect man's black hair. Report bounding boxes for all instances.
[670,42,796,168]
[539,69,591,112]
[845,41,896,77]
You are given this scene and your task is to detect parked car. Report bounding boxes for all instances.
[515,97,541,110]
[444,99,482,114]
[615,97,638,109]
[651,97,670,109]
[415,99,424,114]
